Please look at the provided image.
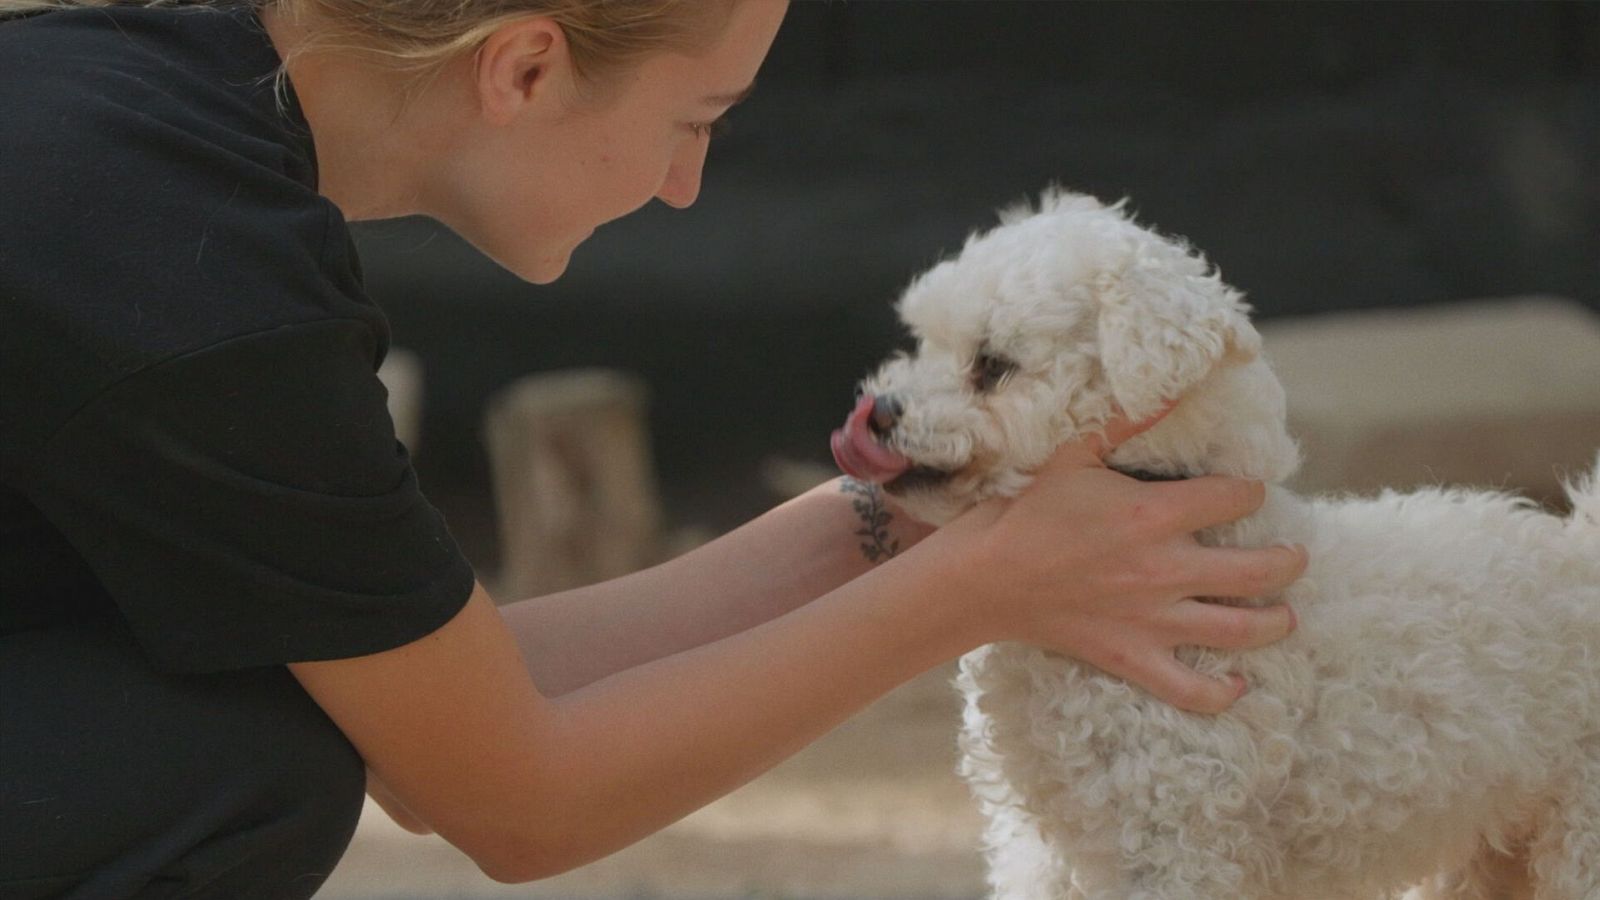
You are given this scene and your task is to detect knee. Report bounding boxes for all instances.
[170,666,368,898]
[234,669,368,871]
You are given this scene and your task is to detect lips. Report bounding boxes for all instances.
[830,395,912,484]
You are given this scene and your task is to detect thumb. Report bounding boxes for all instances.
[1040,401,1179,473]
[1097,400,1178,453]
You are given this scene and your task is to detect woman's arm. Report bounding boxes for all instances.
[363,476,925,835]
[500,476,934,696]
[300,558,973,883]
[294,434,1303,883]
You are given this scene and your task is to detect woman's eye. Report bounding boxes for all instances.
[971,353,1018,392]
[690,117,733,140]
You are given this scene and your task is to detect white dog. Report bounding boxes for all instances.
[831,189,1600,899]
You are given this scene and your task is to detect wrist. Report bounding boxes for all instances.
[879,511,1000,654]
[829,476,937,567]
[783,475,978,655]
[899,499,1022,647]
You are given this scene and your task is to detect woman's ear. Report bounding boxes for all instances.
[472,17,567,126]
[1094,260,1261,422]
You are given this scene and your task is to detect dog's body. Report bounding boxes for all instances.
[833,190,1600,899]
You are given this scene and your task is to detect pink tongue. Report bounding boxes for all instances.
[830,395,912,483]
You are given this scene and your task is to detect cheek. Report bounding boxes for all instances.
[585,120,676,191]
[985,384,1066,467]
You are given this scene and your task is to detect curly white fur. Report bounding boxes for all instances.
[853,189,1600,899]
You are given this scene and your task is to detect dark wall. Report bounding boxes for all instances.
[354,0,1600,551]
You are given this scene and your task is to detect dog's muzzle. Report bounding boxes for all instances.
[831,394,913,483]
[830,394,957,494]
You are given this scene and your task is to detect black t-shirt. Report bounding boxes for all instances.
[0,3,476,672]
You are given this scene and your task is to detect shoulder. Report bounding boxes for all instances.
[0,5,381,457]
[0,4,314,174]
[0,3,319,237]
[0,2,329,283]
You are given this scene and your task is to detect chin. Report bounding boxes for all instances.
[438,215,577,284]
[490,245,574,285]
[514,260,568,285]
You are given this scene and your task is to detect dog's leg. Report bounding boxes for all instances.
[1028,809,1253,900]
[1526,747,1600,900]
[979,806,1076,900]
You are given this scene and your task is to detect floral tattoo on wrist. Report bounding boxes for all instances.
[841,477,900,563]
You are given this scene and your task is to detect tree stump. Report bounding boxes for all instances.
[483,369,665,600]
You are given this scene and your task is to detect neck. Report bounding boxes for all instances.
[260,5,459,220]
[1108,359,1311,575]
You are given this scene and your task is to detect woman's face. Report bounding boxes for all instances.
[431,0,789,284]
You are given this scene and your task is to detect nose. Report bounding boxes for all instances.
[655,136,708,209]
[868,394,902,437]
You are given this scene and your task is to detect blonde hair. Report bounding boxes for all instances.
[0,0,736,88]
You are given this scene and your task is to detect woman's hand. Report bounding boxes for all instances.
[920,414,1306,714]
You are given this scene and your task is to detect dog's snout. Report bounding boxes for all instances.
[869,394,903,436]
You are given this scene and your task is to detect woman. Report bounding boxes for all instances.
[0,1,1306,896]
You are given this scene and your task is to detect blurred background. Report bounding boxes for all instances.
[357,0,1598,576]
[327,1,1600,897]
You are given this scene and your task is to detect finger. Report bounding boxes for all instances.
[1096,400,1179,454]
[1181,543,1309,599]
[1157,475,1269,532]
[1035,433,1117,476]
[1038,403,1182,474]
[1161,599,1297,651]
[1108,650,1245,714]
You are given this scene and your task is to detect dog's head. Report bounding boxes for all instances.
[833,189,1297,525]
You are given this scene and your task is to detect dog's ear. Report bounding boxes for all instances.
[1094,260,1260,421]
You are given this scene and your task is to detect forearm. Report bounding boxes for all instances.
[333,457,1303,880]
[494,540,976,880]
[501,476,933,696]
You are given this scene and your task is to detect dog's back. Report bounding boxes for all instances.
[1257,484,1598,896]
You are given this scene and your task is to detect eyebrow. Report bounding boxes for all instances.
[701,81,757,108]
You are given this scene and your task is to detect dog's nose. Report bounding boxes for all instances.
[868,394,903,436]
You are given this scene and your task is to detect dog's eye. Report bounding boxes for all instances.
[971,352,1018,392]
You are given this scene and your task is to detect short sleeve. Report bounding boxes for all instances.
[23,319,475,673]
